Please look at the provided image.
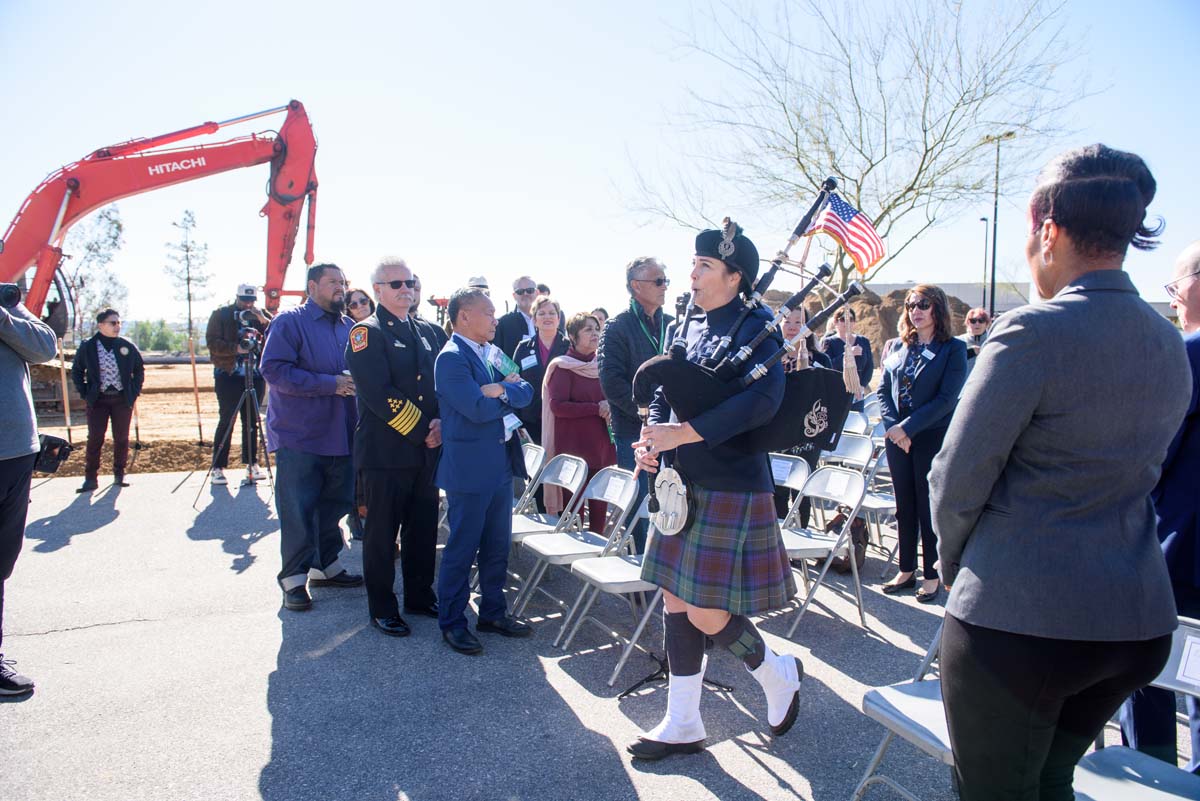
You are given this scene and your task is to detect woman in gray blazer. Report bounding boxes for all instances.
[929,144,1192,801]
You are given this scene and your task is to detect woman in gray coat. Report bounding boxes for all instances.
[929,144,1192,801]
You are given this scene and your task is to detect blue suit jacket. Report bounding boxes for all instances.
[1154,331,1200,600]
[878,337,968,436]
[435,335,535,494]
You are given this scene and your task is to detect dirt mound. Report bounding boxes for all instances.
[39,439,261,479]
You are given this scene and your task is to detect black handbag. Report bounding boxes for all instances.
[34,433,73,474]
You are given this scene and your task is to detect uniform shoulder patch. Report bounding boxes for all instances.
[350,326,369,352]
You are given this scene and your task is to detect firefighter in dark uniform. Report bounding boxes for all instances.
[346,260,443,637]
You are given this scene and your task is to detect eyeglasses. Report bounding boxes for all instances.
[967,316,988,324]
[905,299,932,311]
[514,287,537,296]
[377,279,417,289]
[1165,269,1200,300]
[346,299,369,310]
[633,277,671,287]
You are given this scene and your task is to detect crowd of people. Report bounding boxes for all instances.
[0,142,1196,800]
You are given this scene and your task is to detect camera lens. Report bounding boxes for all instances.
[0,283,21,309]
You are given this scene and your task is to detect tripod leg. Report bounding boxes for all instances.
[192,389,249,510]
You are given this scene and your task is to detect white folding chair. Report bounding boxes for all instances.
[843,410,870,435]
[781,466,869,636]
[769,453,813,528]
[851,624,951,801]
[863,395,882,425]
[1074,616,1200,800]
[819,431,874,474]
[510,453,589,544]
[512,443,546,511]
[859,452,898,570]
[554,497,664,687]
[512,467,639,617]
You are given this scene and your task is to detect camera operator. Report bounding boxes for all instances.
[0,282,58,695]
[205,284,272,486]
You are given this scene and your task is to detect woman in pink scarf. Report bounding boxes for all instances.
[542,312,617,532]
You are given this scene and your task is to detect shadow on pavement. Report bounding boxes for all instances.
[186,484,278,573]
[24,485,121,553]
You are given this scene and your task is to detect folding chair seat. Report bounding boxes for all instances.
[782,466,868,637]
[842,410,871,435]
[509,453,588,544]
[554,498,664,686]
[512,467,639,616]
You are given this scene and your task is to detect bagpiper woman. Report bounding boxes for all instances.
[629,220,802,760]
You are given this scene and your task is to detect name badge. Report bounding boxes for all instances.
[921,348,936,361]
[520,354,538,371]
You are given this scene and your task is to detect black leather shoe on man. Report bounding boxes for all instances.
[403,601,439,619]
[76,478,98,494]
[113,474,130,488]
[371,615,411,637]
[282,586,312,611]
[476,616,533,638]
[443,627,484,655]
[309,570,364,588]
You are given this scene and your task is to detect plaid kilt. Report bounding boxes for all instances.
[641,486,796,615]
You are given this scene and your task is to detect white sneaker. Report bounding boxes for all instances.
[211,468,227,486]
[247,463,267,482]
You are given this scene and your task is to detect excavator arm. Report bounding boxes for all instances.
[0,100,317,318]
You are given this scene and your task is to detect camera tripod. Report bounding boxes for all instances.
[192,348,273,509]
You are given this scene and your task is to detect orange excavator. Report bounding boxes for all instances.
[0,100,318,334]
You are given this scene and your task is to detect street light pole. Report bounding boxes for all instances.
[986,131,1016,318]
[979,216,989,309]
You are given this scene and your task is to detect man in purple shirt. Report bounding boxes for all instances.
[261,263,364,611]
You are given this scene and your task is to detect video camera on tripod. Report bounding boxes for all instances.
[236,308,264,356]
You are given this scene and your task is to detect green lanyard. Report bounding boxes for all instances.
[632,299,666,355]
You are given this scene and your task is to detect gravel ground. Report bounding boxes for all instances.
[1,472,1189,801]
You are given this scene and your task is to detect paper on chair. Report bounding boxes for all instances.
[601,475,625,503]
[559,460,579,485]
[1177,635,1200,688]
[771,458,792,485]
[826,471,850,497]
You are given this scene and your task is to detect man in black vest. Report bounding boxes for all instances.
[346,259,442,637]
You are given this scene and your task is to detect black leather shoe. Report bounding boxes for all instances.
[113,475,130,487]
[309,570,364,588]
[76,479,98,494]
[477,616,533,638]
[881,576,917,594]
[371,615,411,637]
[282,586,312,611]
[443,627,483,655]
[403,602,440,619]
[917,584,941,604]
[626,737,705,760]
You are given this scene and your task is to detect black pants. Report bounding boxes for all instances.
[212,370,265,469]
[361,467,439,618]
[0,454,36,651]
[941,613,1172,801]
[885,425,945,578]
[85,394,134,480]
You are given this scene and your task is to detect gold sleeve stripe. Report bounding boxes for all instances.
[387,402,422,436]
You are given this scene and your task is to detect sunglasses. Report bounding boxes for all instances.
[347,299,369,309]
[967,316,988,324]
[634,277,671,287]
[1165,269,1200,300]
[905,299,932,311]
[377,279,417,289]
[514,287,537,296]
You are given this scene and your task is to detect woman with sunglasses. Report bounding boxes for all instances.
[956,307,990,382]
[929,145,1192,800]
[345,288,375,323]
[71,308,145,492]
[878,285,967,602]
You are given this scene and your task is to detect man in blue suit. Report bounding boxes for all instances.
[1120,241,1200,771]
[435,287,536,655]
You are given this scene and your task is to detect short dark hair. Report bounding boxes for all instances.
[448,287,489,325]
[624,257,660,293]
[1029,144,1162,259]
[307,263,341,285]
[834,307,857,322]
[96,308,119,323]
[592,307,609,319]
[566,312,600,342]
[536,283,551,294]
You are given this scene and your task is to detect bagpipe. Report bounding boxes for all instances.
[633,179,864,533]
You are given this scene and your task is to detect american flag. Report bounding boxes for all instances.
[804,192,885,274]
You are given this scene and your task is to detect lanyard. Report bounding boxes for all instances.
[631,300,666,354]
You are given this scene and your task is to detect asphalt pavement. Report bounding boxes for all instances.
[1,471,1184,801]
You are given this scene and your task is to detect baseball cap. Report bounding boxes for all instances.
[237,284,258,300]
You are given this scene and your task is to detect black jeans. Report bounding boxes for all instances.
[941,613,1172,801]
[0,453,36,651]
[212,370,265,469]
[361,467,439,618]
[885,425,945,578]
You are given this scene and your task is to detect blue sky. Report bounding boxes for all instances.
[1,0,1197,323]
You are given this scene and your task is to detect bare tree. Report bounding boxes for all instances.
[635,0,1081,289]
[163,210,212,341]
[60,205,127,340]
